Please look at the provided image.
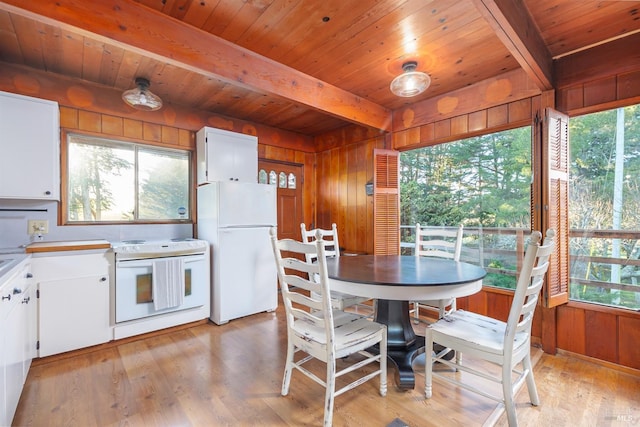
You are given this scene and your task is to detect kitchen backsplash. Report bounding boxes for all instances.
[0,199,193,249]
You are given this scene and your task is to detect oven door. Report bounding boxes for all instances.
[115,253,207,323]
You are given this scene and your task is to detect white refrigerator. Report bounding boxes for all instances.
[197,181,278,325]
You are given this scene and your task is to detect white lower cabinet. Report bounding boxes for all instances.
[23,280,37,376]
[32,251,111,358]
[0,259,34,427]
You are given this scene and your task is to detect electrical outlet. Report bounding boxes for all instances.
[28,220,49,234]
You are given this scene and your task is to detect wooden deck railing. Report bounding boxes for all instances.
[401,225,640,308]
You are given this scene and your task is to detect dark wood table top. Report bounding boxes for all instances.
[325,255,486,287]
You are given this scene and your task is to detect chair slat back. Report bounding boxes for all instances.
[415,224,463,261]
[271,227,334,331]
[506,229,555,342]
[301,223,340,261]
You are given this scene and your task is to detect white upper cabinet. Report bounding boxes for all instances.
[0,91,60,200]
[196,127,257,184]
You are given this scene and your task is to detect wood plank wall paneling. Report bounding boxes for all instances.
[365,140,377,252]
[557,305,587,354]
[61,106,193,150]
[556,69,640,116]
[316,151,328,227]
[346,143,358,249]
[555,32,640,90]
[489,292,513,322]
[585,310,618,363]
[393,96,536,150]
[619,316,640,369]
[314,123,383,153]
[557,302,640,370]
[313,136,385,254]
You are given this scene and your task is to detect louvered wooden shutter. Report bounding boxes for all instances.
[542,108,569,307]
[373,148,400,255]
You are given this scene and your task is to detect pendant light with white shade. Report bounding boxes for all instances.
[390,61,431,97]
[122,77,163,111]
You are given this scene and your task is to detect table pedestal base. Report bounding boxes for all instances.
[387,337,425,390]
[374,299,454,390]
[375,299,424,391]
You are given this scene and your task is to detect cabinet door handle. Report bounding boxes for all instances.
[100,276,107,282]
[26,272,33,278]
[13,287,23,295]
[1,294,10,301]
[45,190,51,195]
[22,296,30,304]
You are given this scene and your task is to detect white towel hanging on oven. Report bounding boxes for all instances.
[152,257,185,310]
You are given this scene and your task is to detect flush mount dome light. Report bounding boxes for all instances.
[390,61,431,97]
[122,77,163,111]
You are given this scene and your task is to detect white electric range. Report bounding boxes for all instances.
[111,238,211,339]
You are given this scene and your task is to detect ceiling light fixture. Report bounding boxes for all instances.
[390,61,431,97]
[122,77,163,111]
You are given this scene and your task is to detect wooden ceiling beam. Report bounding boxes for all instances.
[471,0,553,91]
[0,0,392,132]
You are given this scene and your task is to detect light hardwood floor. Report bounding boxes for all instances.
[13,303,640,427]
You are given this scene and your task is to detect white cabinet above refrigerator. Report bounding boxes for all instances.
[196,126,258,184]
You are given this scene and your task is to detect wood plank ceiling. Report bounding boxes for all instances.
[0,0,639,136]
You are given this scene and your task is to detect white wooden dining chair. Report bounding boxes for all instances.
[425,229,555,427]
[300,223,373,315]
[270,227,387,427]
[412,223,464,322]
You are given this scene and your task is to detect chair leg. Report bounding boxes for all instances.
[324,358,337,427]
[380,328,388,397]
[281,342,294,396]
[502,363,518,426]
[523,354,540,406]
[425,331,434,399]
[438,300,446,319]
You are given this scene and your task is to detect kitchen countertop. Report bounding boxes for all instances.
[25,239,111,253]
[0,247,26,255]
[1,240,112,283]
[0,253,29,284]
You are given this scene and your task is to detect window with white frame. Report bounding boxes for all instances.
[65,133,191,223]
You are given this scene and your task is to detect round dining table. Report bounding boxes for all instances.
[325,255,486,390]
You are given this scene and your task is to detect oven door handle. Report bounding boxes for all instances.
[116,254,205,268]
